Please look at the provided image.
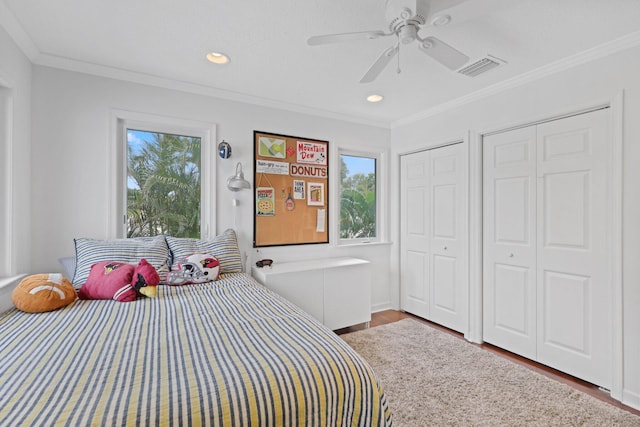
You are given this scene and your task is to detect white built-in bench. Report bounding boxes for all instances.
[251,257,371,330]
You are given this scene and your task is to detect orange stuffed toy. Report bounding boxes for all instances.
[12,273,77,313]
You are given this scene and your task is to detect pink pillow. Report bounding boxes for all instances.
[77,261,137,302]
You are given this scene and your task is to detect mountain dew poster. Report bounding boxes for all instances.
[296,141,327,165]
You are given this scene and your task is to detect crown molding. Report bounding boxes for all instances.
[391,30,640,129]
[34,53,389,129]
[0,1,38,61]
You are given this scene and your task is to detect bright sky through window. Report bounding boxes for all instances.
[343,155,375,176]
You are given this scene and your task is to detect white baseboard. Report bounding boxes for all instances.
[371,302,393,313]
[623,388,640,411]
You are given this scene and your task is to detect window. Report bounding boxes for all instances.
[126,130,202,238]
[339,150,382,243]
[113,112,215,239]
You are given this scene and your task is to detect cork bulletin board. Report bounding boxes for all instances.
[253,131,329,247]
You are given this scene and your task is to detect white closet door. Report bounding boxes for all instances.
[483,127,538,359]
[428,144,467,332]
[401,144,467,333]
[400,150,431,319]
[483,108,611,388]
[536,109,611,388]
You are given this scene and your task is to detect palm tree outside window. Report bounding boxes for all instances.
[127,129,201,238]
[340,153,378,241]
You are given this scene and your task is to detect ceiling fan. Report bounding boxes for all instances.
[307,0,470,83]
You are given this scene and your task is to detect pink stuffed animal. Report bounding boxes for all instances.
[78,258,160,302]
[131,258,160,297]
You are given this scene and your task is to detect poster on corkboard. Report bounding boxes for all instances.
[253,131,329,247]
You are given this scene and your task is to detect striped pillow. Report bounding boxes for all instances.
[73,235,170,286]
[166,229,243,273]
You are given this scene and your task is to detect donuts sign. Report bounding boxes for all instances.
[296,141,327,165]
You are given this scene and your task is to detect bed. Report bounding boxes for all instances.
[0,232,392,426]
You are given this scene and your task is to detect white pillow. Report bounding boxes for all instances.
[72,235,170,286]
[58,256,76,280]
[166,229,243,273]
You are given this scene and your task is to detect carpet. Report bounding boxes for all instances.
[341,318,640,426]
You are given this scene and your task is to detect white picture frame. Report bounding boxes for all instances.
[307,182,324,206]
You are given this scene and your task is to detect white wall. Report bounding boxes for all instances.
[30,66,393,311]
[390,45,640,409]
[0,24,31,276]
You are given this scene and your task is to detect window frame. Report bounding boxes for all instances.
[110,110,216,239]
[0,85,14,276]
[336,147,386,245]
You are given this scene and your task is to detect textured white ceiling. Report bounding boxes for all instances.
[3,0,640,126]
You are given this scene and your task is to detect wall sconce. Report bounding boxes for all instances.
[227,162,251,191]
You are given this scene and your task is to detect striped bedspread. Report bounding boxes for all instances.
[0,273,392,426]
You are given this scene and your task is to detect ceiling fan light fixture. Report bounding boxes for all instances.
[399,25,418,44]
[367,94,384,103]
[206,52,230,64]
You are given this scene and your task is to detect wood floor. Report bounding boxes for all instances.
[335,310,640,417]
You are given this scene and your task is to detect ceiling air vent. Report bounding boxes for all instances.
[457,55,506,77]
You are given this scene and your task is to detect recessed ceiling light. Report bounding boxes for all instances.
[206,52,230,64]
[431,14,451,27]
[367,94,384,103]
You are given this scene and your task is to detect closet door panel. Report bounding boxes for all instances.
[493,263,531,335]
[405,251,428,302]
[483,127,537,359]
[432,254,457,314]
[400,151,431,319]
[429,144,466,332]
[542,271,590,353]
[542,171,589,249]
[494,177,530,243]
[536,109,611,388]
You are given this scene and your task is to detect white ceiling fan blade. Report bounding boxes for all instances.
[360,45,399,84]
[417,36,469,70]
[308,30,390,46]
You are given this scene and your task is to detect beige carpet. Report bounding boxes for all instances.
[341,318,640,426]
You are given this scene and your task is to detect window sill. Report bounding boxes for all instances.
[0,275,25,289]
[336,240,393,248]
[0,274,25,314]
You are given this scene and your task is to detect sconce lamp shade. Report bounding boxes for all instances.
[227,162,251,191]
